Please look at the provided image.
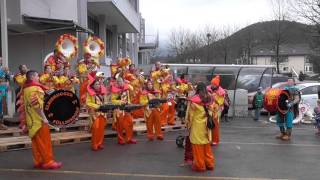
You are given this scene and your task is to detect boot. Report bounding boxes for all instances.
[282,129,292,141]
[275,132,285,139]
[276,127,285,139]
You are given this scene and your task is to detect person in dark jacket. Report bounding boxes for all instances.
[253,87,264,121]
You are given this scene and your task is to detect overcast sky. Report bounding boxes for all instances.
[140,0,275,44]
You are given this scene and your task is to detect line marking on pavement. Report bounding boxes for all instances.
[138,139,320,148]
[220,126,315,131]
[0,168,290,180]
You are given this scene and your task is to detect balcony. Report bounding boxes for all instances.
[88,0,140,33]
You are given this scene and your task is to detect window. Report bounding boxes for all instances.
[305,66,313,72]
[88,16,99,35]
[301,86,318,95]
[105,29,113,57]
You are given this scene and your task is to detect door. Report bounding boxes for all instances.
[300,85,319,109]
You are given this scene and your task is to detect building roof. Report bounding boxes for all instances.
[251,44,310,57]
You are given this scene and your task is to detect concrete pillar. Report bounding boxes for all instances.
[98,15,107,65]
[122,33,127,57]
[133,33,138,64]
[76,0,88,59]
[1,0,8,67]
[111,25,118,60]
[0,0,13,118]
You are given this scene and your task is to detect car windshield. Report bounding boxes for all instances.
[294,85,306,90]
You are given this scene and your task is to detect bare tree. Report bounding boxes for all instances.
[269,0,290,74]
[168,27,190,57]
[240,25,255,64]
[200,25,219,63]
[216,25,236,64]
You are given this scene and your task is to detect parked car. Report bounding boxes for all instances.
[248,81,320,112]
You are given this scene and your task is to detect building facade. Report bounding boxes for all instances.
[2,0,144,73]
[250,44,313,75]
[0,0,155,117]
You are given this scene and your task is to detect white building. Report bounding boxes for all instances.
[251,44,313,75]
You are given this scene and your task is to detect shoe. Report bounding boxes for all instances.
[157,136,164,140]
[191,166,206,172]
[275,133,285,139]
[184,160,193,165]
[206,166,214,171]
[127,139,137,144]
[42,162,62,170]
[91,147,99,151]
[98,145,104,150]
[211,142,218,146]
[33,163,43,169]
[281,135,290,141]
[118,141,125,145]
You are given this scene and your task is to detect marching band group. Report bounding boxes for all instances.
[6,34,230,172]
[2,33,305,173]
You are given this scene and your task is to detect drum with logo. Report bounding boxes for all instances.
[264,88,289,114]
[44,90,80,126]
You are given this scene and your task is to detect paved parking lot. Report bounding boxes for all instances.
[0,116,319,180]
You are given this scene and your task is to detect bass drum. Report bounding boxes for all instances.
[44,90,80,126]
[264,88,289,114]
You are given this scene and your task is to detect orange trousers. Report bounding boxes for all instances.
[167,100,176,125]
[212,116,220,145]
[131,108,144,119]
[117,112,134,144]
[80,79,89,106]
[91,115,107,150]
[191,144,214,171]
[31,124,55,166]
[146,108,163,140]
[160,103,169,126]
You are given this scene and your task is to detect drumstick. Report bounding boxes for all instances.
[48,123,60,132]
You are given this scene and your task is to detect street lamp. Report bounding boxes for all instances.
[206,33,211,64]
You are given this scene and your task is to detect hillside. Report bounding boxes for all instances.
[159,20,314,64]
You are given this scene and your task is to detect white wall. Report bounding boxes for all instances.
[21,0,78,22]
[287,56,305,73]
[8,31,76,73]
[255,56,271,65]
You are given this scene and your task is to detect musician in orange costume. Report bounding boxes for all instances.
[78,53,99,106]
[39,65,54,89]
[45,49,68,73]
[86,72,108,151]
[14,65,28,129]
[53,65,79,92]
[150,63,170,126]
[22,70,62,169]
[140,81,163,141]
[124,64,145,119]
[159,66,176,126]
[186,82,214,172]
[111,78,137,145]
[207,75,225,146]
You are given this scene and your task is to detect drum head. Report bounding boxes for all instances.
[44,90,80,126]
[278,90,289,114]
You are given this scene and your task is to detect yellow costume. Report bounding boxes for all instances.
[14,73,26,87]
[39,73,54,89]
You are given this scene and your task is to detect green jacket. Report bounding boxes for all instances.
[253,92,264,109]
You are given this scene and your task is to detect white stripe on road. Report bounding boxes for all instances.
[139,139,320,148]
[0,168,290,180]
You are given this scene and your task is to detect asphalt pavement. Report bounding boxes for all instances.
[0,116,319,180]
